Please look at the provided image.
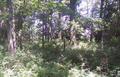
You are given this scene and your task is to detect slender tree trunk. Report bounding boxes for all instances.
[90,24,93,42]
[47,13,50,42]
[17,0,26,50]
[0,3,6,43]
[94,0,104,43]
[58,3,62,39]
[100,0,104,18]
[119,0,120,11]
[45,24,47,39]
[58,30,62,39]
[47,23,50,42]
[50,15,53,41]
[42,21,45,48]
[70,0,77,45]
[103,0,108,42]
[64,34,66,51]
[6,0,16,52]
[12,4,16,51]
[17,11,23,50]
[42,0,47,48]
[118,0,120,46]
[70,0,76,21]
[90,10,94,42]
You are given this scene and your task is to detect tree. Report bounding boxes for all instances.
[16,0,26,50]
[0,0,7,43]
[92,0,104,43]
[70,0,77,45]
[58,0,62,39]
[100,0,104,18]
[6,0,16,52]
[95,0,104,43]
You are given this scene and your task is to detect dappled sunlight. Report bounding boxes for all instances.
[0,0,120,76]
[72,42,97,51]
[69,67,106,77]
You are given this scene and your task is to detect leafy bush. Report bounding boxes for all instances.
[38,61,69,77]
[0,50,43,77]
[0,40,119,77]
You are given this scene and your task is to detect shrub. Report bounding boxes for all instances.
[0,50,43,77]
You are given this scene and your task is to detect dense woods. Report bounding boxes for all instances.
[0,0,120,77]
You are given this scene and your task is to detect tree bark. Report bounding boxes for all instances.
[70,0,77,45]
[100,0,104,18]
[47,23,50,42]
[58,13,62,39]
[90,24,93,42]
[0,2,6,43]
[47,13,50,42]
[42,21,45,48]
[17,11,23,50]
[64,35,66,51]
[6,0,16,52]
[50,15,53,41]
[94,0,104,43]
[119,0,120,11]
[58,0,62,39]
[103,0,108,42]
[16,0,26,50]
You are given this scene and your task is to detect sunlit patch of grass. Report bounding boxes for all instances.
[68,67,107,77]
[71,42,97,51]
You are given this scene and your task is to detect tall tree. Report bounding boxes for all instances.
[6,0,16,52]
[119,0,120,11]
[70,0,77,45]
[58,0,62,39]
[0,0,6,43]
[94,0,104,43]
[100,0,104,18]
[42,0,47,48]
[17,0,26,50]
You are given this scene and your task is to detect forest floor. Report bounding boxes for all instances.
[0,39,119,77]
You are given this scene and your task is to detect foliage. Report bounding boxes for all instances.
[0,50,43,77]
[0,40,111,77]
[1,0,120,77]
[38,61,69,77]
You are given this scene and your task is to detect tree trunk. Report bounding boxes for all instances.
[0,3,6,43]
[6,0,16,52]
[70,0,76,21]
[42,21,45,48]
[99,0,104,42]
[100,0,104,18]
[90,24,93,42]
[58,3,62,39]
[90,10,94,42]
[103,0,108,42]
[64,36,66,51]
[94,0,104,43]
[47,13,50,42]
[42,0,47,48]
[45,24,47,39]
[17,11,23,50]
[58,30,62,39]
[119,0,120,11]
[12,5,16,51]
[70,0,77,45]
[50,15,53,41]
[47,23,50,42]
[17,0,26,50]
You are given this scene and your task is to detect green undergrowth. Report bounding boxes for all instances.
[0,39,119,77]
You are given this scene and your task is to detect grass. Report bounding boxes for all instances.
[0,39,119,77]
